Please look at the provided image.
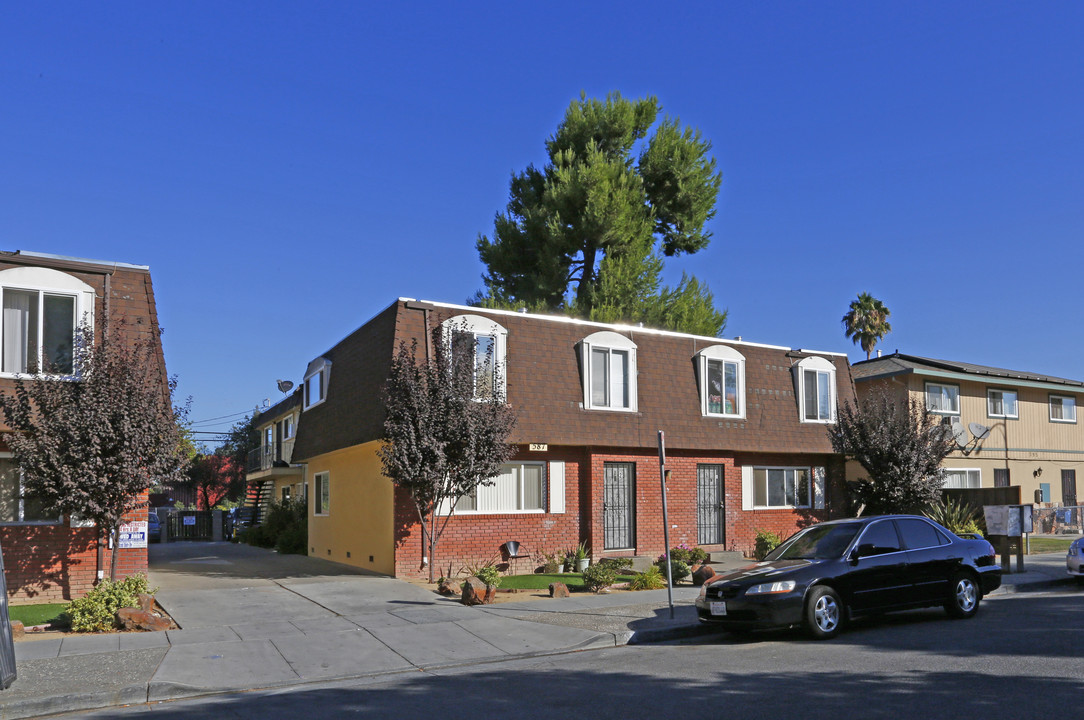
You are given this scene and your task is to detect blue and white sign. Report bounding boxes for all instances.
[118,521,148,549]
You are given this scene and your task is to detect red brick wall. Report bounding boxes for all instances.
[393,447,586,579]
[391,445,847,576]
[2,496,150,604]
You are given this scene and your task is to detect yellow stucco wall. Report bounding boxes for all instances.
[305,441,396,575]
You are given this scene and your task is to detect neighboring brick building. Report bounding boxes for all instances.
[284,298,855,579]
[0,251,167,603]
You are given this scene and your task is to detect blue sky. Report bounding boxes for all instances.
[2,2,1082,444]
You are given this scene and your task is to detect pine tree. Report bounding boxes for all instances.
[475,92,727,336]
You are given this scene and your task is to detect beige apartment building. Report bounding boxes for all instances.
[851,354,1084,512]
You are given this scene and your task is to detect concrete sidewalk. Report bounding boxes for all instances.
[3,545,1076,719]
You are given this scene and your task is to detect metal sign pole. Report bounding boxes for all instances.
[658,431,674,619]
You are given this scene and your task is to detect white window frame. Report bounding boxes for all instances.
[440,314,508,400]
[0,453,62,525]
[749,466,813,510]
[313,471,330,515]
[282,414,295,438]
[925,382,960,415]
[1050,394,1077,424]
[943,468,981,489]
[987,388,1019,419]
[697,345,746,419]
[796,356,836,423]
[580,331,637,412]
[0,267,95,379]
[443,462,546,515]
[303,357,331,410]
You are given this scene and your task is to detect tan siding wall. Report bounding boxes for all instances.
[853,374,1084,504]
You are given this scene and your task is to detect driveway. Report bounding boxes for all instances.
[148,541,448,630]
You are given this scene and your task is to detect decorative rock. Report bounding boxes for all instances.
[117,607,171,632]
[137,593,155,612]
[460,576,496,605]
[548,581,570,598]
[9,620,24,640]
[692,565,716,587]
[437,577,461,596]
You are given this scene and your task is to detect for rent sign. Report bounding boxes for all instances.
[118,521,148,549]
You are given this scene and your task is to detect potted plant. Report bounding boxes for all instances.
[563,548,576,573]
[574,541,590,572]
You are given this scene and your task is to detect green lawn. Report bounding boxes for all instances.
[9,603,67,628]
[1024,537,1075,554]
[499,572,637,590]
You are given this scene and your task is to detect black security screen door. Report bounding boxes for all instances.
[1063,470,1077,507]
[698,464,725,545]
[603,462,635,550]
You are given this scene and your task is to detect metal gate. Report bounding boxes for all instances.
[603,462,635,550]
[697,464,725,545]
[167,511,214,541]
[1063,470,1077,508]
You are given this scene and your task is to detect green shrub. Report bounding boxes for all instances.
[240,499,307,553]
[754,529,783,560]
[688,547,710,565]
[654,558,690,584]
[582,563,618,593]
[64,574,155,632]
[629,566,667,591]
[596,557,633,572]
[463,562,501,588]
[926,497,985,536]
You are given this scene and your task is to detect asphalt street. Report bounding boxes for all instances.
[61,586,1084,720]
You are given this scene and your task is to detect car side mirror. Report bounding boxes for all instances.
[851,543,877,561]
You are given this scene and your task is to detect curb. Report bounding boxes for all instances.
[0,683,148,720]
[991,577,1073,595]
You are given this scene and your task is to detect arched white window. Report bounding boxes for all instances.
[441,314,508,400]
[795,356,837,423]
[0,267,94,377]
[580,331,637,412]
[696,345,746,418]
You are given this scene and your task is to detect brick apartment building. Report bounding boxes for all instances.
[284,298,855,578]
[0,251,167,603]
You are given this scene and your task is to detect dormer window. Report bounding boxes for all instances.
[303,357,331,410]
[796,356,837,423]
[696,345,746,418]
[0,267,94,377]
[580,331,637,412]
[441,314,507,400]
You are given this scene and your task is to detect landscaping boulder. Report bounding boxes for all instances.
[137,593,155,612]
[548,581,570,598]
[9,620,24,640]
[117,607,171,632]
[461,576,496,605]
[437,577,460,596]
[692,565,716,587]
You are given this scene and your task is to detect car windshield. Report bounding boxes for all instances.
[765,522,862,561]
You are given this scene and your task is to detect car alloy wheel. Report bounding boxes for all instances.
[806,586,843,640]
[945,573,980,619]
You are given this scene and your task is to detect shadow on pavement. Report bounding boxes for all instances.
[149,542,387,582]
[82,660,1081,720]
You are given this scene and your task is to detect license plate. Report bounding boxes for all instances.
[710,601,727,616]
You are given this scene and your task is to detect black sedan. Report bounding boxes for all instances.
[696,515,1001,639]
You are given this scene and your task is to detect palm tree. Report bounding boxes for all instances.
[842,292,892,360]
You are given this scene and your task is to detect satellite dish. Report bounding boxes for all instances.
[276,380,294,395]
[950,418,968,448]
[969,422,991,440]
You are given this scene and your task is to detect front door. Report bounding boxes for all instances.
[603,462,635,550]
[697,464,725,545]
[1063,470,1077,507]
